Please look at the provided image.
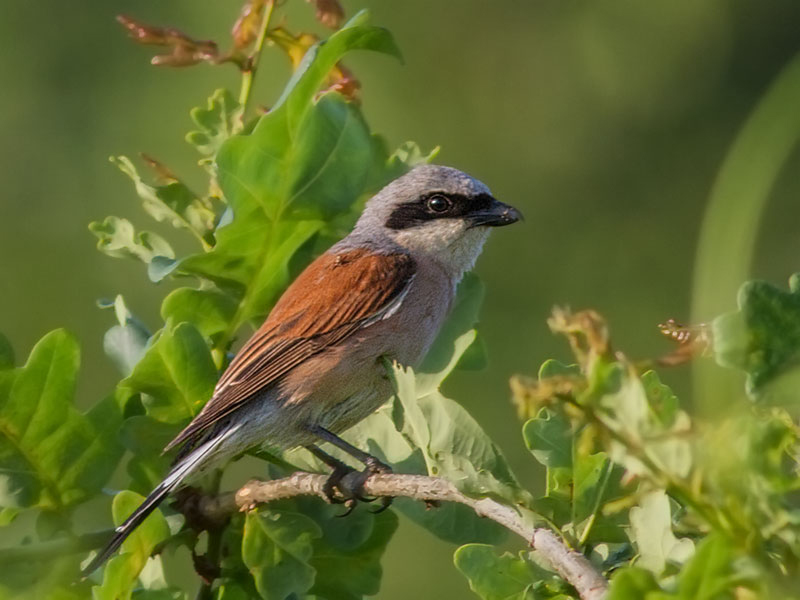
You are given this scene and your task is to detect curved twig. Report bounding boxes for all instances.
[198,472,608,600]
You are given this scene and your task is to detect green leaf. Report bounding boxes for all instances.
[330,406,509,546]
[714,277,800,392]
[590,364,692,479]
[523,409,572,469]
[675,535,740,600]
[641,371,679,427]
[104,324,149,377]
[122,322,217,424]
[181,14,402,325]
[629,490,694,575]
[242,509,321,600]
[306,501,399,599]
[384,140,440,178]
[160,288,238,343]
[0,331,123,510]
[606,567,662,599]
[0,553,92,598]
[100,295,150,376]
[214,580,253,600]
[92,491,171,600]
[90,216,175,263]
[454,544,534,600]
[132,590,187,600]
[538,360,581,380]
[273,10,401,133]
[120,416,180,458]
[186,88,243,160]
[421,391,526,502]
[112,156,215,242]
[419,273,486,382]
[0,506,18,526]
[379,347,525,503]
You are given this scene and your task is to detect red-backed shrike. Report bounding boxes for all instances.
[84,165,520,573]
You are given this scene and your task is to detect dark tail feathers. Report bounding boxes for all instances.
[80,481,175,577]
[81,424,239,577]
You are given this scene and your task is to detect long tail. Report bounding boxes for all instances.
[82,425,239,576]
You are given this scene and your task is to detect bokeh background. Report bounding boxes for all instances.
[2,0,800,597]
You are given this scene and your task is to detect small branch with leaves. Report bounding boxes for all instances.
[194,472,609,600]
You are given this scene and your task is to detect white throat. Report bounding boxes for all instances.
[391,220,491,282]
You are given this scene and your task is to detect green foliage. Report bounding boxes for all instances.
[455,545,537,600]
[455,544,572,600]
[121,321,217,424]
[186,88,243,164]
[714,275,800,393]
[509,305,800,599]
[93,491,172,600]
[242,510,320,599]
[0,330,123,511]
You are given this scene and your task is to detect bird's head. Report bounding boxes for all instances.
[351,165,521,278]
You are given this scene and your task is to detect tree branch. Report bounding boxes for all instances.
[197,472,609,600]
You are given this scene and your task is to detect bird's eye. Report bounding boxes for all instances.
[426,194,451,213]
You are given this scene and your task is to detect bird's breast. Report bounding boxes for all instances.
[365,260,456,366]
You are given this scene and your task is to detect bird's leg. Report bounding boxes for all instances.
[304,445,356,506]
[309,426,392,473]
[308,426,393,513]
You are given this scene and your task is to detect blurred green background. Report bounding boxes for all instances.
[2,0,800,597]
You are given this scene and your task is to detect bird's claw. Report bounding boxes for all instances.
[337,498,358,518]
[321,460,394,514]
[322,464,350,505]
[370,496,393,514]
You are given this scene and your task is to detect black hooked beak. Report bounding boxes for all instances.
[468,198,523,228]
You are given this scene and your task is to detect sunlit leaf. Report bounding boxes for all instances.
[160,288,237,343]
[92,490,171,600]
[186,88,243,160]
[273,10,401,131]
[90,216,175,264]
[0,331,123,510]
[523,409,572,469]
[102,296,151,376]
[629,490,694,575]
[121,321,217,424]
[111,156,215,243]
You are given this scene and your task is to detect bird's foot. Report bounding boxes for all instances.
[321,459,394,515]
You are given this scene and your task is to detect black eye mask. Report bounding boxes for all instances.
[385,192,495,230]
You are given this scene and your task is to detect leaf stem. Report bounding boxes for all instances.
[577,459,613,548]
[236,0,276,129]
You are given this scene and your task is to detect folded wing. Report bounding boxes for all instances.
[164,248,416,454]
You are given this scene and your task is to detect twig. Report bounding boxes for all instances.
[237,0,276,126]
[198,472,609,600]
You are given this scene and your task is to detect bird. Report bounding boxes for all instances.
[82,164,521,574]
